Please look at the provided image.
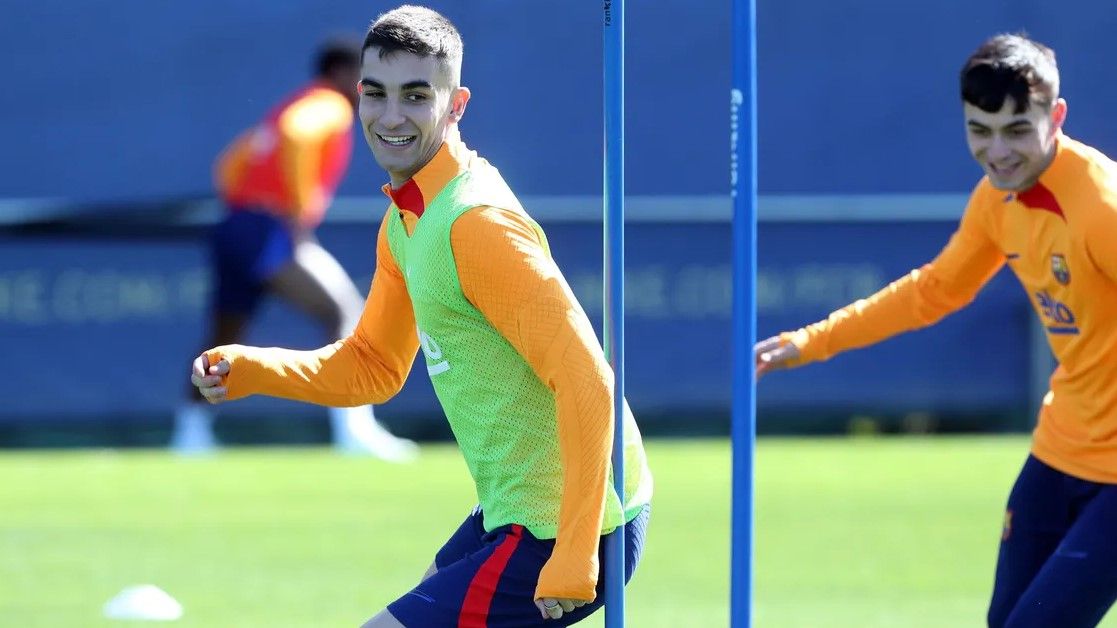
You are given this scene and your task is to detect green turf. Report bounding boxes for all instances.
[1,436,1114,627]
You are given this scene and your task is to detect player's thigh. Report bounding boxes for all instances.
[386,524,546,628]
[987,456,1073,627]
[267,238,364,335]
[360,512,483,628]
[1002,483,1117,628]
[291,237,364,311]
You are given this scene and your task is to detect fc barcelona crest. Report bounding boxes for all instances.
[1052,254,1071,285]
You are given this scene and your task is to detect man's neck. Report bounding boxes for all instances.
[389,172,411,189]
[1037,141,1059,178]
[1020,140,1061,192]
[389,141,448,189]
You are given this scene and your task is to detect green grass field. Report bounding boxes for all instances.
[2,436,1114,627]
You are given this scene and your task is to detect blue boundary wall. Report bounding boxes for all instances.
[0,196,1035,430]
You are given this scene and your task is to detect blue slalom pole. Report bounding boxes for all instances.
[603,0,626,626]
[730,0,758,626]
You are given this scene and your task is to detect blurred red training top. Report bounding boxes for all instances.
[214,81,353,229]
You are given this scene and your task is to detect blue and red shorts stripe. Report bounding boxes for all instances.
[457,524,523,627]
[386,505,649,628]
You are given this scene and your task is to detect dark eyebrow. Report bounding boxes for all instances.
[358,78,432,91]
[967,119,1034,131]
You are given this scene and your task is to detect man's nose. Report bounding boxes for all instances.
[987,134,1012,161]
[378,99,406,128]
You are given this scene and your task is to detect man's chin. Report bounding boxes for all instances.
[372,156,411,174]
[987,172,1036,193]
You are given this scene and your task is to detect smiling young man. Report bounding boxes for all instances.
[755,34,1117,627]
[187,5,653,627]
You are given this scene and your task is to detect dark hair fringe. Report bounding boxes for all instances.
[960,33,1058,114]
[362,5,462,62]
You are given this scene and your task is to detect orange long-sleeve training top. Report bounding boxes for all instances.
[205,135,620,601]
[784,133,1117,483]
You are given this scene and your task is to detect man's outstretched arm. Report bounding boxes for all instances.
[758,194,1005,374]
[193,210,420,406]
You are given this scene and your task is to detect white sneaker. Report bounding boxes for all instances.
[171,404,218,455]
[103,584,183,621]
[330,406,418,462]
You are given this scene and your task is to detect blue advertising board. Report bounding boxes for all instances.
[0,214,1032,427]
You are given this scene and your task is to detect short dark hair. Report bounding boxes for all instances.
[960,34,1059,114]
[314,38,360,77]
[362,5,463,83]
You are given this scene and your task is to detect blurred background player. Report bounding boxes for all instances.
[755,34,1117,627]
[171,38,417,461]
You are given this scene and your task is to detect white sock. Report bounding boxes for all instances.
[171,403,217,453]
[328,405,418,462]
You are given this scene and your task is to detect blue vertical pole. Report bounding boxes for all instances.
[730,0,758,626]
[603,0,626,627]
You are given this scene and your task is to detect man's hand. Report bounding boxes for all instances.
[534,597,588,621]
[754,335,800,379]
[191,354,231,403]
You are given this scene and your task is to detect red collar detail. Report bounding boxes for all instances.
[389,179,425,217]
[1014,182,1065,221]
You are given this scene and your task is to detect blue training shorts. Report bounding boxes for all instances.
[388,504,650,628]
[988,454,1117,628]
[209,208,294,314]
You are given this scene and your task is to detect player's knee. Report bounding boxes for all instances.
[359,609,406,628]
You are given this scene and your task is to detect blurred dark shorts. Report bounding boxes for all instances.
[209,207,293,314]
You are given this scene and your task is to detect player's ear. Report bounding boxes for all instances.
[1051,98,1068,131]
[449,87,471,122]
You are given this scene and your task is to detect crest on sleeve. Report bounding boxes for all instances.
[1051,254,1071,285]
